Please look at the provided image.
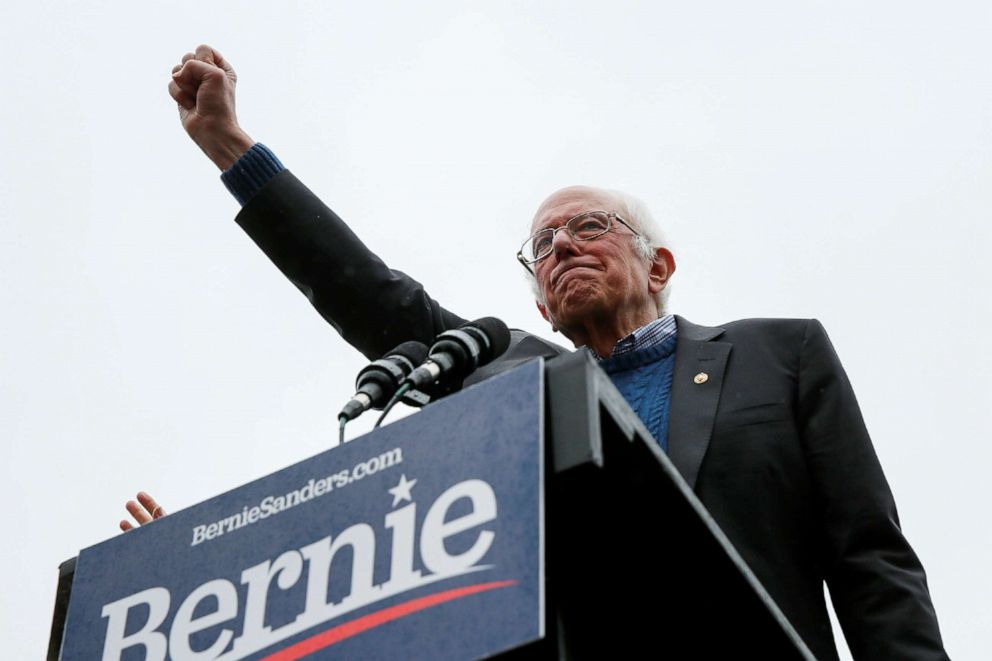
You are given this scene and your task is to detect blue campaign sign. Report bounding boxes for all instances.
[61,361,544,660]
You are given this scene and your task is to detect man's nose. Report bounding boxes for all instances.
[551,226,580,257]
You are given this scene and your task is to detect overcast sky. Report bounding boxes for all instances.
[2,2,989,658]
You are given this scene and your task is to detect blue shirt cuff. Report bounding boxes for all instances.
[221,143,286,206]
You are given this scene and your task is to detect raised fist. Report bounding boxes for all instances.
[169,45,253,170]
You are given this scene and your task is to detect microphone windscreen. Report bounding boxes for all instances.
[386,341,430,367]
[462,317,511,364]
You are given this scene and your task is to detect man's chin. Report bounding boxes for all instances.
[551,292,609,328]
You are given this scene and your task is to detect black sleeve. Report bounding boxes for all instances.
[234,170,467,359]
[797,319,947,660]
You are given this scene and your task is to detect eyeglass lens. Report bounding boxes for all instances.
[524,212,611,262]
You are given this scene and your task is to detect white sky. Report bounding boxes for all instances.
[2,1,989,658]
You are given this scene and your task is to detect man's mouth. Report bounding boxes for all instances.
[552,264,601,288]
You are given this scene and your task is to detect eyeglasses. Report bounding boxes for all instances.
[516,211,642,274]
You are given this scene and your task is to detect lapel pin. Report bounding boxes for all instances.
[693,372,709,384]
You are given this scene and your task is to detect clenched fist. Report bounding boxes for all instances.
[169,45,254,170]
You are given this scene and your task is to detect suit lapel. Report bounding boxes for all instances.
[667,316,731,490]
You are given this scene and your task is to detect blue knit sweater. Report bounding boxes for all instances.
[598,332,678,453]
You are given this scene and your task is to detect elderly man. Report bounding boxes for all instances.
[138,45,946,659]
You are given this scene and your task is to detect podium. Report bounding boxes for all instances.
[50,353,814,660]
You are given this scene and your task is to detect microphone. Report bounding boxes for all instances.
[338,341,429,422]
[405,317,511,392]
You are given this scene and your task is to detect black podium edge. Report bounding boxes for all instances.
[544,350,817,661]
[47,556,75,661]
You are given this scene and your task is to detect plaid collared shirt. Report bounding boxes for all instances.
[596,314,677,359]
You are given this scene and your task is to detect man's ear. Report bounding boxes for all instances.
[535,300,558,332]
[648,247,676,295]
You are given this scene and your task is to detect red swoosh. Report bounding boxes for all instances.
[259,579,518,661]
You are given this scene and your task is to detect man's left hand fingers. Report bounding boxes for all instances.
[126,499,152,525]
[137,492,166,519]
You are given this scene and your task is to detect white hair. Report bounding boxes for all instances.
[526,186,673,315]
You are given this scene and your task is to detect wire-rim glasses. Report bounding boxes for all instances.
[516,211,641,274]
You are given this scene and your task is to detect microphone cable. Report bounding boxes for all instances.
[373,382,413,429]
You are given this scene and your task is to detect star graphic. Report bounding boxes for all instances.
[388,474,417,507]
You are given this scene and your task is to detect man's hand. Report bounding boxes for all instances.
[119,491,167,531]
[169,45,254,171]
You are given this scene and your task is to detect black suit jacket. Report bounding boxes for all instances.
[236,170,946,660]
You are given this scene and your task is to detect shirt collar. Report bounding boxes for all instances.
[593,314,677,360]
